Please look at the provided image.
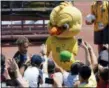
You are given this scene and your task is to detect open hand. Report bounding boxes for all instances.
[6,59,19,72]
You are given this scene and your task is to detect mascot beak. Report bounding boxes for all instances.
[49,27,62,35]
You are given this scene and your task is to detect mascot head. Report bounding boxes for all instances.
[48,2,82,38]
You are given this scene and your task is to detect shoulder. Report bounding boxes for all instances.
[54,72,63,84]
[54,72,62,76]
[46,36,56,44]
[73,75,79,80]
[13,51,20,58]
[46,36,52,43]
[25,66,38,73]
[89,70,97,84]
[46,36,55,41]
[62,71,69,78]
[69,37,77,44]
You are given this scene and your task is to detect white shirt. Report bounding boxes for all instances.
[63,71,79,87]
[23,66,42,87]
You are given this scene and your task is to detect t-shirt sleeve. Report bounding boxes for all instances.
[63,71,69,80]
[88,70,97,87]
[39,70,43,79]
[46,37,52,56]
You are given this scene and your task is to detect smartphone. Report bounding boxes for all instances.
[45,78,54,84]
[78,38,82,45]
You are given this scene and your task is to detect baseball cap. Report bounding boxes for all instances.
[60,50,73,62]
[31,54,45,65]
[98,50,109,67]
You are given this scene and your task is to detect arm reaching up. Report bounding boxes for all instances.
[87,43,98,71]
[80,41,97,70]
[80,41,91,66]
[7,59,29,87]
[40,44,48,73]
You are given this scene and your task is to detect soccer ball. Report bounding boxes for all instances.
[85,14,96,23]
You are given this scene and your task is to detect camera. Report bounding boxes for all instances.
[45,78,54,84]
[78,38,82,45]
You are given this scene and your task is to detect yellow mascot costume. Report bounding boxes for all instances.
[46,2,82,70]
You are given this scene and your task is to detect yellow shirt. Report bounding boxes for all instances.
[79,70,97,87]
[46,36,78,70]
[91,1,109,31]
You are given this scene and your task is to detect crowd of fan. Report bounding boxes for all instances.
[1,37,109,88]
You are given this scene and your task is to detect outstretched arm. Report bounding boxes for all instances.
[80,41,97,70]
[40,44,48,74]
[87,43,98,71]
[80,41,91,66]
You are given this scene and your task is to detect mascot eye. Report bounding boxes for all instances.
[62,23,69,30]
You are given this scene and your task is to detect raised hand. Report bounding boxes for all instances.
[6,59,19,72]
[40,44,47,56]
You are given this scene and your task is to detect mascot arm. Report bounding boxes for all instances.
[72,39,78,56]
[46,37,52,56]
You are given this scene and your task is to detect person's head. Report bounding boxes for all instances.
[70,62,84,75]
[99,68,109,82]
[79,65,91,82]
[47,59,55,74]
[16,37,29,54]
[31,54,44,68]
[98,65,109,82]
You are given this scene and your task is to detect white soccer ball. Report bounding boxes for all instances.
[85,14,96,23]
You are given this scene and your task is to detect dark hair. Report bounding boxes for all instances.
[1,54,5,66]
[16,36,29,46]
[47,60,55,74]
[100,68,109,81]
[79,65,91,80]
[31,62,40,67]
[70,62,84,75]
[1,54,6,74]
